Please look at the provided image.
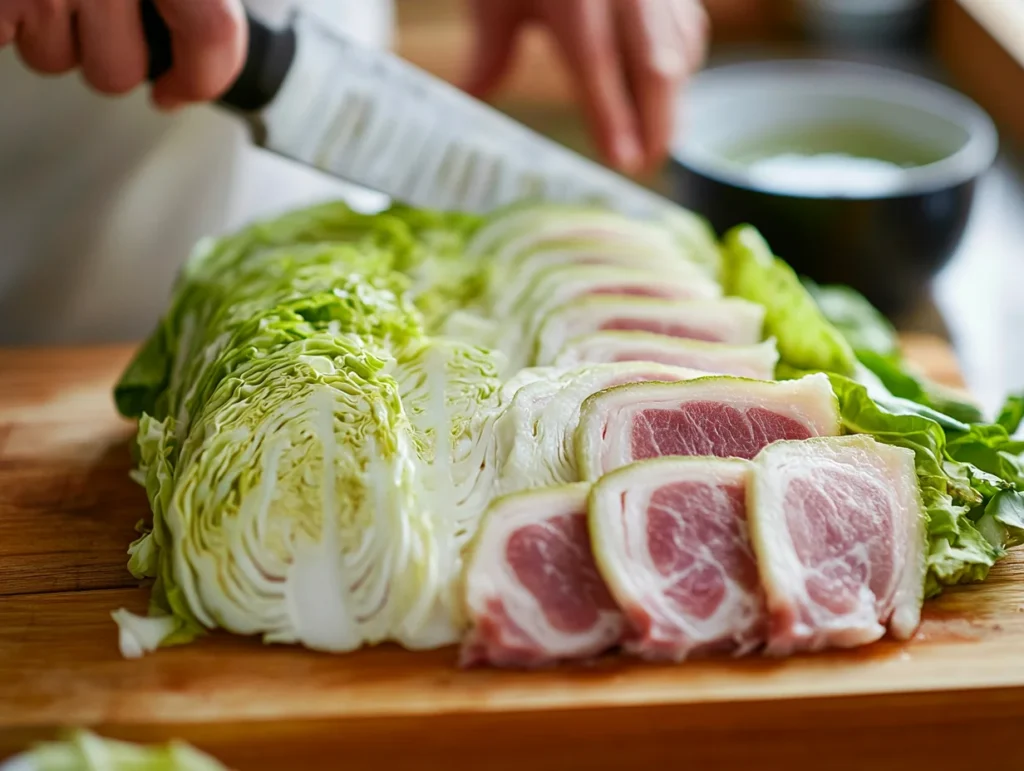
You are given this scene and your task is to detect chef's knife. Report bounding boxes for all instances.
[140,2,680,218]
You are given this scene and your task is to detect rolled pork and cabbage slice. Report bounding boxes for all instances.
[489,362,706,498]
[589,458,765,662]
[550,332,779,380]
[749,435,928,655]
[533,296,767,368]
[496,265,724,372]
[464,203,699,269]
[490,253,720,321]
[576,372,841,480]
[460,483,624,668]
[480,239,713,317]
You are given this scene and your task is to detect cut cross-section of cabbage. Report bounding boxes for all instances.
[589,457,765,661]
[576,372,841,480]
[550,332,779,380]
[390,337,508,633]
[148,334,454,653]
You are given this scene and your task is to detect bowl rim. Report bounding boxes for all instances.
[670,59,999,200]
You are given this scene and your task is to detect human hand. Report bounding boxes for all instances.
[464,0,709,175]
[0,0,247,109]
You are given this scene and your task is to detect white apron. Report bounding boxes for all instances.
[0,0,395,346]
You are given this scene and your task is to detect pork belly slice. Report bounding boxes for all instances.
[498,267,724,372]
[460,483,625,668]
[589,458,765,661]
[488,243,715,320]
[465,205,682,266]
[576,372,841,481]
[749,435,927,655]
[550,332,779,380]
[533,297,766,368]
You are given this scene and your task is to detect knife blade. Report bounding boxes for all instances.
[141,2,682,219]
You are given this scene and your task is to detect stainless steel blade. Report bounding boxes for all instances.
[252,11,682,218]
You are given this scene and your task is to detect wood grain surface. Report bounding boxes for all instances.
[3,338,1024,771]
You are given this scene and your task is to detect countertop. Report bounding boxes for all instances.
[6,341,1024,771]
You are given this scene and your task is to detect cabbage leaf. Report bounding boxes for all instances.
[5,730,227,771]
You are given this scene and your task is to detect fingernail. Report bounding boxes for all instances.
[613,133,644,175]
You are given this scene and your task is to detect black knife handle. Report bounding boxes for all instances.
[140,0,296,112]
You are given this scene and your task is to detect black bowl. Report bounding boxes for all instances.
[667,60,998,317]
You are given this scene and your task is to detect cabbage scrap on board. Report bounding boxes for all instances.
[0,731,228,771]
[113,198,1024,659]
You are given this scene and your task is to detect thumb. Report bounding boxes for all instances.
[462,0,527,99]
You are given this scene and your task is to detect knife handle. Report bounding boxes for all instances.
[140,1,296,112]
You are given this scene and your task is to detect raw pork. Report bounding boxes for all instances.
[500,266,723,371]
[575,372,840,480]
[550,332,779,380]
[489,246,715,319]
[533,296,766,367]
[460,483,624,667]
[465,205,682,265]
[748,435,927,654]
[589,457,765,661]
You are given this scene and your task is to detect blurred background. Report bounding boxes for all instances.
[396,0,1024,415]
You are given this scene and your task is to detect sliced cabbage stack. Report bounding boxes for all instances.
[464,202,721,283]
[551,333,779,380]
[749,435,927,655]
[445,202,734,375]
[590,457,764,662]
[126,334,458,653]
[532,296,767,367]
[461,483,624,668]
[576,373,841,480]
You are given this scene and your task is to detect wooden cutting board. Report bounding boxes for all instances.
[2,338,1023,771]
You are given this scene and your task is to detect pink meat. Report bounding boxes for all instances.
[461,486,625,669]
[635,480,764,657]
[506,514,619,635]
[750,436,927,656]
[599,317,722,343]
[589,286,676,299]
[575,374,841,483]
[631,402,813,461]
[588,457,765,662]
[785,475,896,619]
